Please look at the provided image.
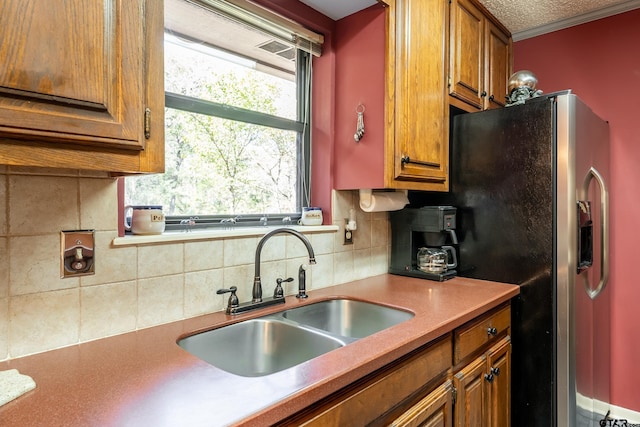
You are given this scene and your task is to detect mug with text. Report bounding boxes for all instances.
[124,205,165,235]
[298,207,323,226]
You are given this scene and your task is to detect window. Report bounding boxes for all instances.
[125,0,322,229]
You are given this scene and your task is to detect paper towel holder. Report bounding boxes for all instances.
[359,189,409,212]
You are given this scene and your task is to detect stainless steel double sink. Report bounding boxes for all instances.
[178,299,414,377]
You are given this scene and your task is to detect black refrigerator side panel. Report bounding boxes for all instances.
[448,100,556,427]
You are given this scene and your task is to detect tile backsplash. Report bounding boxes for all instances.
[0,169,390,361]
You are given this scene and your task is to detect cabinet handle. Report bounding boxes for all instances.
[484,373,494,383]
[489,94,495,101]
[401,155,438,168]
[487,327,498,336]
[144,108,151,139]
[481,91,487,97]
[490,367,500,376]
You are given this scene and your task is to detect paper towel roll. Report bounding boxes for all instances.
[359,189,408,212]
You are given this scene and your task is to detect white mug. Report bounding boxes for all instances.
[298,207,323,226]
[124,205,165,235]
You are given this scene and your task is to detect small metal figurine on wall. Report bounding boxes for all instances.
[354,104,365,142]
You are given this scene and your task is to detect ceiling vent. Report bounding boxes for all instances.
[258,40,295,61]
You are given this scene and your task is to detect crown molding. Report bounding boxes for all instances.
[513,0,640,41]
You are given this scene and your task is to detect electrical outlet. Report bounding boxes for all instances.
[343,219,353,245]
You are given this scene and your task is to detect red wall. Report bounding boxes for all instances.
[514,9,640,412]
[334,6,387,190]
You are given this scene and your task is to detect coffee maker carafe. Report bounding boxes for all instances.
[389,206,459,281]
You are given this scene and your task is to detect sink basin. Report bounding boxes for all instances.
[178,318,344,377]
[282,299,414,339]
[178,299,413,377]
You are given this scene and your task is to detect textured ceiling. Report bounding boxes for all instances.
[478,0,640,38]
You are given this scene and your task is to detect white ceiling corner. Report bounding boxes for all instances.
[298,0,377,20]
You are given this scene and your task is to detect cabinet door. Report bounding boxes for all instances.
[390,380,453,427]
[484,21,511,109]
[388,0,448,189]
[486,337,511,427]
[0,0,145,150]
[449,0,484,110]
[453,355,487,427]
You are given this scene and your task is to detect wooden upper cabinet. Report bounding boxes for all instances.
[449,0,485,109]
[386,0,449,191]
[485,20,511,109]
[0,0,165,174]
[449,0,512,111]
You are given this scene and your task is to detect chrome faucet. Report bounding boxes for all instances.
[253,228,316,302]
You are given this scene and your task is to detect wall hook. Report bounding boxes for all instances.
[354,104,365,142]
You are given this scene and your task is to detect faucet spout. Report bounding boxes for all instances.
[253,228,316,303]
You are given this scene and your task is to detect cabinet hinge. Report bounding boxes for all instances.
[447,76,452,88]
[452,386,457,405]
[144,107,151,139]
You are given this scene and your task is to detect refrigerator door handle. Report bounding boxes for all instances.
[579,166,610,300]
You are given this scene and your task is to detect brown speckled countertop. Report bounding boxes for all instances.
[0,274,519,426]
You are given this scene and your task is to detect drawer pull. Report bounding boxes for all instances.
[484,367,500,383]
[487,327,498,336]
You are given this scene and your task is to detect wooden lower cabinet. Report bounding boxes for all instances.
[486,337,511,427]
[278,305,512,427]
[390,380,454,427]
[453,336,511,427]
[278,337,452,426]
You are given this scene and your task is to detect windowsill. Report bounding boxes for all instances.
[112,224,339,246]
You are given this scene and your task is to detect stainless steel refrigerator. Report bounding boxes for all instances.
[412,92,610,426]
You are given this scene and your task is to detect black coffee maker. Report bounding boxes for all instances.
[389,206,458,281]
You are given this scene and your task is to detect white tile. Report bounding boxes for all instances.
[9,234,79,296]
[310,253,334,289]
[80,281,137,341]
[9,175,79,235]
[0,238,7,298]
[81,231,137,286]
[137,243,184,278]
[184,269,225,317]
[331,190,355,224]
[9,289,80,357]
[285,233,315,259]
[353,218,372,250]
[260,235,286,262]
[79,177,118,231]
[223,237,256,267]
[138,275,184,328]
[310,232,335,255]
[0,298,7,361]
[334,250,355,284]
[370,245,390,275]
[184,240,223,272]
[371,219,390,247]
[0,174,6,235]
[353,248,372,280]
